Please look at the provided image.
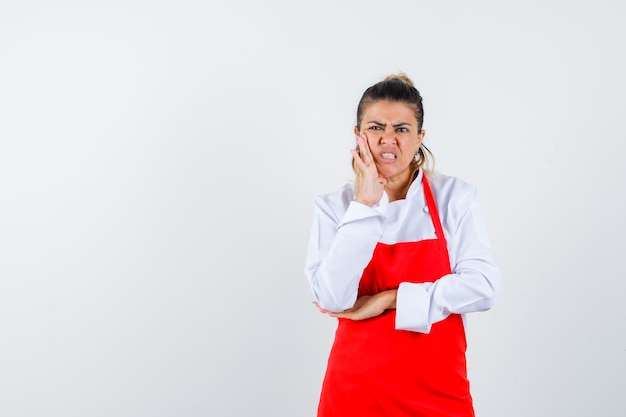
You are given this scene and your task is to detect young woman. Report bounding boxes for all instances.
[305,74,501,417]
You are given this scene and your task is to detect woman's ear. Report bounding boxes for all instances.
[354,126,359,136]
[417,129,426,147]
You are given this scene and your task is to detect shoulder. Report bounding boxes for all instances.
[314,182,355,217]
[425,171,476,209]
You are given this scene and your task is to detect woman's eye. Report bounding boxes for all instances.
[397,127,408,133]
[368,126,381,131]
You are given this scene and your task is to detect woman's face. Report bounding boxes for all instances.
[356,100,425,183]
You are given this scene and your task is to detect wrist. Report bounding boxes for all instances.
[354,198,376,207]
[385,289,397,309]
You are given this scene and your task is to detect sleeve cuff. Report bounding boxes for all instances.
[395,282,433,333]
[338,200,385,227]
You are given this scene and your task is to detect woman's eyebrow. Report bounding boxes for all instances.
[366,121,413,127]
[392,122,413,127]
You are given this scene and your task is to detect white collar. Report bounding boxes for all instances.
[376,170,424,206]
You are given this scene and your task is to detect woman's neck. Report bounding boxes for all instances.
[384,169,421,202]
[385,175,413,202]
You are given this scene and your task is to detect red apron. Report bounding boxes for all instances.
[318,176,474,417]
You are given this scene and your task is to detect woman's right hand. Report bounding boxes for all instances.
[313,290,397,321]
[350,133,387,207]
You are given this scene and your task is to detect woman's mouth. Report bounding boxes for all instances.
[381,152,397,160]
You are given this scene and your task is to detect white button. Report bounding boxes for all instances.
[423,206,429,213]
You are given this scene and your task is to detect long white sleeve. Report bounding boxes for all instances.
[304,187,386,312]
[395,184,501,333]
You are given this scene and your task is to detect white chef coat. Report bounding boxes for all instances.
[305,170,501,333]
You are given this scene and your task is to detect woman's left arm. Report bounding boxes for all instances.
[395,186,502,333]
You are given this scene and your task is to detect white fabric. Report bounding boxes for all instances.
[304,170,501,333]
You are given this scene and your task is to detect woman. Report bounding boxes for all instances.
[304,74,501,417]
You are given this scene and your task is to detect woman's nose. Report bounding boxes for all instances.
[380,129,396,144]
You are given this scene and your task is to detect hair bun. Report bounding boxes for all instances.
[383,72,415,88]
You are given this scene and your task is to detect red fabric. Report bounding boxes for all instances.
[318,176,474,417]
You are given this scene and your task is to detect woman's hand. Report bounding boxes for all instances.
[351,133,387,207]
[313,290,397,321]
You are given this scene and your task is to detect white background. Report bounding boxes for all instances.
[1,1,625,416]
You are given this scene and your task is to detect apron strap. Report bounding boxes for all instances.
[422,174,446,242]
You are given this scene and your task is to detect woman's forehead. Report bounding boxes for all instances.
[362,101,416,123]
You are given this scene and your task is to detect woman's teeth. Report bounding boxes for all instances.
[381,153,396,159]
